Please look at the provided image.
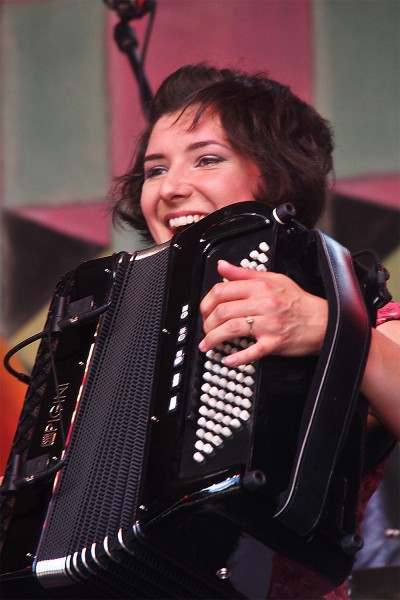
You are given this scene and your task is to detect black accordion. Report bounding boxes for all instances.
[1,202,378,599]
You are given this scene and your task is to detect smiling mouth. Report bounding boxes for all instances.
[168,214,206,232]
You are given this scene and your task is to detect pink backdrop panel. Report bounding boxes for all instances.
[106,0,312,177]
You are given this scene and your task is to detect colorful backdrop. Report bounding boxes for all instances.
[0,0,399,587]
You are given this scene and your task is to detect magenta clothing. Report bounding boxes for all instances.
[267,302,400,599]
[376,301,400,326]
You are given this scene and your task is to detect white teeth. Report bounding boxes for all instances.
[168,214,205,229]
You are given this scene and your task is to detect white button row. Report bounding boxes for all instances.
[239,241,271,272]
[192,251,266,462]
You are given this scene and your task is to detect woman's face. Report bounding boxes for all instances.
[140,109,262,244]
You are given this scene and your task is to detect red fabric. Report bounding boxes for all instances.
[376,301,400,326]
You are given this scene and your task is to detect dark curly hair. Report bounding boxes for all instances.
[110,64,334,242]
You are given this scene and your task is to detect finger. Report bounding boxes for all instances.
[199,314,259,353]
[199,336,274,368]
[200,279,256,321]
[217,259,271,282]
[202,298,259,334]
[222,340,270,367]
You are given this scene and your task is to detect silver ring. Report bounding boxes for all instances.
[246,315,254,335]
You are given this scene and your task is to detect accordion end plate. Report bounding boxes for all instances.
[34,556,71,588]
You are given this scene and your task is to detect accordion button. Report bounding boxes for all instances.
[259,241,270,252]
[221,427,232,437]
[242,387,253,398]
[240,399,252,410]
[212,435,223,447]
[168,396,178,412]
[178,327,188,343]
[258,252,269,263]
[193,452,205,463]
[172,373,181,388]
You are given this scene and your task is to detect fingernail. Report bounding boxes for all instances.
[198,339,206,351]
[223,354,237,367]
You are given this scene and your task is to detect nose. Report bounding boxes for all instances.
[159,166,192,203]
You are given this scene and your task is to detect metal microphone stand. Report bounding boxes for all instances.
[105,1,157,122]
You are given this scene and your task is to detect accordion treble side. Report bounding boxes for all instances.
[0,202,374,599]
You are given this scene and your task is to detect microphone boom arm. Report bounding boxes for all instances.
[104,0,157,122]
[113,19,153,121]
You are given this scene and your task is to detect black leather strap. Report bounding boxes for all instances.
[274,230,372,535]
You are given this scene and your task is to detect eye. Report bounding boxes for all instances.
[196,155,225,168]
[144,165,168,179]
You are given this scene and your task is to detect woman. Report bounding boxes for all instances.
[112,64,400,598]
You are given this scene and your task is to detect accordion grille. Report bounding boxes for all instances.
[36,247,170,563]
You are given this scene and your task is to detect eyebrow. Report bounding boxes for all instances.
[143,140,230,163]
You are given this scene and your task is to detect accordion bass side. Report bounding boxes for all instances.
[1,202,375,599]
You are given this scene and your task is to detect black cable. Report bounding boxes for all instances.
[3,330,47,384]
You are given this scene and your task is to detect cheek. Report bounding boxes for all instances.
[140,186,155,220]
[232,175,261,200]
